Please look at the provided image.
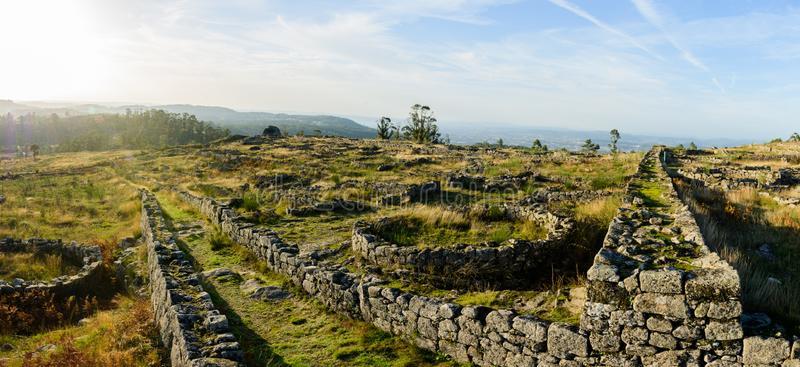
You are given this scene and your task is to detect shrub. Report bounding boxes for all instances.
[0,290,98,335]
[208,228,233,251]
[240,191,260,212]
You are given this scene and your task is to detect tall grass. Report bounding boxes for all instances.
[376,205,547,248]
[396,206,470,229]
[0,253,79,281]
[15,297,162,366]
[675,179,800,329]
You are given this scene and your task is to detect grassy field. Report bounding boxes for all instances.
[0,168,141,243]
[374,205,548,249]
[0,137,645,365]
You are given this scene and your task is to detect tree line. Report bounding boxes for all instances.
[1,109,229,153]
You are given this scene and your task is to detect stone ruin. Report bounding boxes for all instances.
[379,180,442,205]
[140,190,244,367]
[351,203,576,289]
[446,171,543,192]
[0,238,104,299]
[168,145,800,366]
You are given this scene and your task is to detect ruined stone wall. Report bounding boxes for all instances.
[0,238,104,299]
[178,144,800,366]
[140,191,244,367]
[178,190,598,366]
[666,152,800,367]
[351,204,575,289]
[582,148,748,366]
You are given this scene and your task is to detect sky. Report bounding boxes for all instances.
[1,0,799,139]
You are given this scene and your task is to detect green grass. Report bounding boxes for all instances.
[0,252,80,281]
[636,180,668,208]
[0,169,141,242]
[158,194,461,367]
[373,205,548,249]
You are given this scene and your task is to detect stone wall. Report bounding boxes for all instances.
[177,190,598,366]
[582,147,748,366]
[140,190,244,367]
[0,238,104,299]
[351,204,575,289]
[176,145,800,366]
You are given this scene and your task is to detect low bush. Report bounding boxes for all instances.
[209,227,234,251]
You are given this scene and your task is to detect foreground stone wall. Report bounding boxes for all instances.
[178,190,599,366]
[351,204,575,289]
[0,238,104,299]
[582,148,748,366]
[140,191,244,367]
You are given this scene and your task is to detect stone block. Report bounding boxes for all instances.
[547,323,589,358]
[743,337,790,365]
[705,320,743,341]
[639,270,683,294]
[646,317,672,333]
[632,293,689,319]
[706,301,742,319]
[685,268,740,303]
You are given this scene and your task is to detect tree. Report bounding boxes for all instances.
[496,138,504,147]
[401,104,440,144]
[376,117,393,139]
[581,139,600,154]
[531,139,548,153]
[689,142,698,150]
[609,129,620,154]
[790,133,800,142]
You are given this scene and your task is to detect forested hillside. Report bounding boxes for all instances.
[1,110,229,152]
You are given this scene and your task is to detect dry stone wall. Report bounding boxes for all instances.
[177,146,799,366]
[351,204,575,289]
[666,151,800,367]
[582,148,748,366]
[140,191,244,367]
[178,190,600,366]
[0,238,104,298]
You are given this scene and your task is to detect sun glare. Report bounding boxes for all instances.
[0,1,109,100]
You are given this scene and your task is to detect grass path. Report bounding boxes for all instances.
[155,191,460,367]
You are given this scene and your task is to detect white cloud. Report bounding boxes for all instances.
[630,0,725,92]
[2,0,800,139]
[547,0,662,60]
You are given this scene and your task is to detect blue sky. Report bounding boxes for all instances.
[1,0,799,139]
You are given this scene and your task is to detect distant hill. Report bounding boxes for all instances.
[117,104,377,138]
[7,101,378,139]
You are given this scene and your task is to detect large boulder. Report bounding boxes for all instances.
[262,125,282,138]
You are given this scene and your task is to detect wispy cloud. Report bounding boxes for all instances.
[366,0,519,25]
[547,0,661,60]
[631,0,724,91]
